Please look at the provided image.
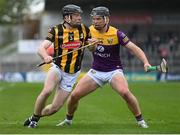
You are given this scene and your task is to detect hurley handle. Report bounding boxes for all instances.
[36,40,102,68]
[147,66,158,72]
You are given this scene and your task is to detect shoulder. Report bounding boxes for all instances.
[47,26,54,32]
[89,25,96,32]
[89,25,93,29]
[106,26,118,35]
[109,26,118,31]
[47,24,60,32]
[47,24,64,34]
[117,30,128,38]
[112,26,127,37]
[117,30,130,45]
[50,23,64,30]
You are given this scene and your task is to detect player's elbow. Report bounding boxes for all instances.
[37,45,45,59]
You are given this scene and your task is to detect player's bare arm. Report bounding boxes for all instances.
[125,41,151,71]
[37,40,53,64]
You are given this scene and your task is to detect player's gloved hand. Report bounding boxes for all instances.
[44,55,53,64]
[144,63,151,72]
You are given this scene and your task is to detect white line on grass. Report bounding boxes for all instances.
[0,122,19,125]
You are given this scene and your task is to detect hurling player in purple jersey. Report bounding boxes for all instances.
[58,6,151,128]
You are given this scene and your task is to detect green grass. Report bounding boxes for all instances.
[0,82,180,134]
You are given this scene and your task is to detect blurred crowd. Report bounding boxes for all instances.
[120,24,180,73]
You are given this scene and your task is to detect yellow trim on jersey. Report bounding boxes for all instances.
[60,26,68,71]
[61,49,68,71]
[69,28,80,73]
[73,29,80,41]
[69,51,78,73]
[81,24,87,41]
[54,26,59,52]
[89,25,119,45]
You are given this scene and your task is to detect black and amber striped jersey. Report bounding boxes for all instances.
[46,22,91,74]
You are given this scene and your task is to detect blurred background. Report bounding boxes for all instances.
[0,0,180,82]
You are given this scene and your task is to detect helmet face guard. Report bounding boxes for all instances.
[90,6,110,17]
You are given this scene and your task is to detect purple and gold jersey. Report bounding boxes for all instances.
[89,25,130,72]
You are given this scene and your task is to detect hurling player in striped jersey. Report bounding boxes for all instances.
[23,4,98,128]
[58,6,151,128]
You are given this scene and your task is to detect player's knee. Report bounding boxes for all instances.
[119,88,130,98]
[122,91,134,103]
[70,92,80,102]
[41,90,52,97]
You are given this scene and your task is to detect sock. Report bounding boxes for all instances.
[66,114,73,120]
[135,114,143,122]
[31,114,40,122]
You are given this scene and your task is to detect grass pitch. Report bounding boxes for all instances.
[0,82,180,134]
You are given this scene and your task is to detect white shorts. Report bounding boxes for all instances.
[50,65,80,92]
[87,69,124,86]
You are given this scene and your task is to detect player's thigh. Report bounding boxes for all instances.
[43,68,60,92]
[72,74,99,98]
[110,73,129,94]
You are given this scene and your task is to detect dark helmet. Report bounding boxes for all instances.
[62,4,83,17]
[90,6,110,17]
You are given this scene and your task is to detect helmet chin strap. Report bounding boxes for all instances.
[103,16,108,28]
[64,15,73,27]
